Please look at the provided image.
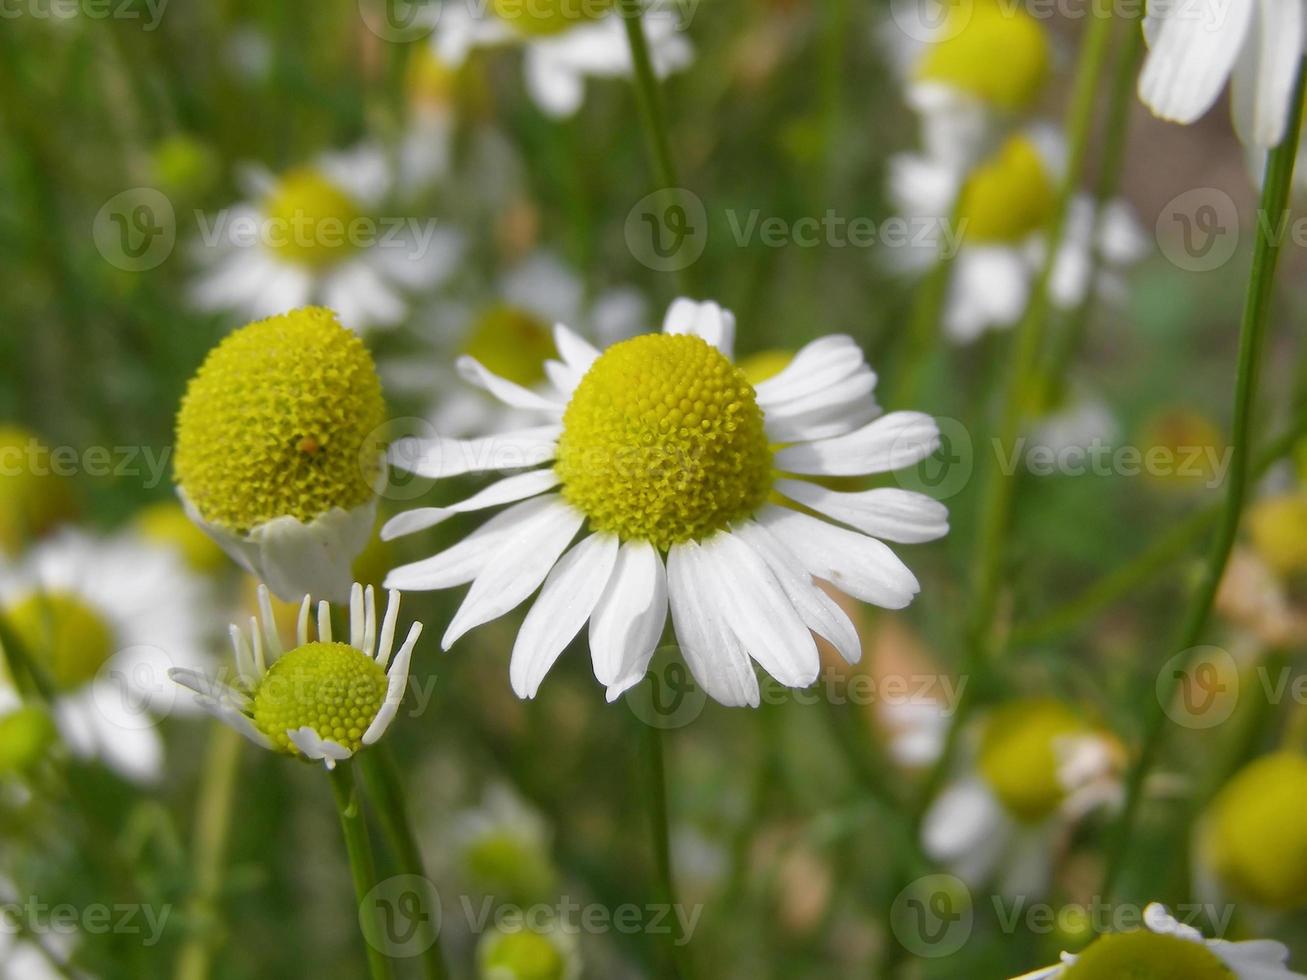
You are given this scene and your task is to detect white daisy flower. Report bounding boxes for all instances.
[1012,902,1307,979]
[430,0,692,118]
[384,297,949,707]
[922,700,1122,896]
[1139,0,1304,148]
[174,308,387,605]
[888,126,1148,343]
[0,529,214,785]
[451,783,558,903]
[478,920,580,980]
[170,583,422,770]
[189,143,463,333]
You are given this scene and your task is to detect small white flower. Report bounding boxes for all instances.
[170,583,422,770]
[1012,903,1307,979]
[0,529,215,785]
[189,143,463,333]
[1139,0,1304,148]
[384,297,948,707]
[430,0,692,118]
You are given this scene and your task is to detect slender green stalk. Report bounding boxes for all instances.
[641,724,693,979]
[174,723,243,980]
[328,761,396,980]
[357,747,450,980]
[1101,61,1307,901]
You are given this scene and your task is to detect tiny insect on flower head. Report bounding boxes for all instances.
[174,307,387,603]
[1010,903,1307,980]
[1199,751,1307,910]
[913,0,1050,114]
[385,298,949,707]
[0,425,76,558]
[170,583,423,770]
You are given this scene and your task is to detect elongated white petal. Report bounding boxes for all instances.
[775,480,950,543]
[318,600,333,644]
[457,355,567,413]
[288,727,352,768]
[441,500,585,648]
[666,542,759,707]
[510,533,619,699]
[387,426,562,482]
[758,504,920,609]
[762,368,880,443]
[363,622,422,745]
[380,469,561,539]
[754,335,871,406]
[296,595,312,648]
[553,322,601,373]
[228,624,259,687]
[1138,0,1252,126]
[385,495,561,591]
[661,298,736,358]
[257,585,282,659]
[774,411,940,476]
[590,540,669,700]
[1230,0,1303,146]
[362,585,378,659]
[701,532,819,689]
[733,522,861,665]
[377,589,401,668]
[350,582,365,650]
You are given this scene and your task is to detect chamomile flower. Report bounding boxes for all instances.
[0,426,75,558]
[1139,0,1304,148]
[170,583,422,770]
[453,784,558,905]
[0,529,214,784]
[430,0,692,118]
[888,128,1147,342]
[478,922,579,980]
[1011,902,1307,979]
[384,298,949,707]
[1196,751,1307,910]
[188,144,462,332]
[922,699,1122,895]
[173,308,387,604]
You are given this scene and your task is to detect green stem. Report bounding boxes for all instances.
[1101,60,1307,902]
[357,747,450,980]
[174,723,243,980]
[328,761,396,980]
[641,724,693,979]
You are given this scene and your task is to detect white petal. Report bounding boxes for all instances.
[700,532,820,689]
[774,480,950,544]
[553,322,601,373]
[773,412,940,477]
[288,726,352,766]
[457,355,567,413]
[1231,0,1304,146]
[363,622,422,745]
[666,541,759,707]
[661,298,736,358]
[758,504,921,610]
[761,368,881,443]
[1138,0,1253,125]
[387,426,561,482]
[1143,903,1204,941]
[524,49,587,117]
[441,499,585,648]
[380,468,561,538]
[943,247,1031,342]
[753,335,872,406]
[922,776,1005,863]
[510,533,619,698]
[590,540,669,700]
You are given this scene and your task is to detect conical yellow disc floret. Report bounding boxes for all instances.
[462,305,556,388]
[1062,930,1232,980]
[481,930,566,980]
[489,0,613,35]
[1202,751,1307,908]
[5,592,115,690]
[251,641,388,756]
[914,0,1050,111]
[554,334,773,551]
[977,699,1088,823]
[0,425,75,557]
[174,308,386,535]
[958,136,1055,244]
[262,168,363,268]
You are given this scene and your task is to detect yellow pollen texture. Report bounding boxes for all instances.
[252,641,388,757]
[174,307,387,535]
[554,334,773,551]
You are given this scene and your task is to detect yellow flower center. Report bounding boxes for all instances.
[1062,930,1232,980]
[464,833,557,905]
[134,501,228,574]
[958,136,1055,244]
[1202,751,1307,908]
[407,46,457,109]
[489,0,613,35]
[251,641,388,757]
[0,426,75,557]
[481,930,565,980]
[5,592,115,691]
[554,334,773,551]
[914,0,1050,111]
[977,699,1088,823]
[462,305,556,388]
[737,349,794,386]
[1248,494,1307,577]
[0,705,57,773]
[174,308,387,534]
[261,168,364,268]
